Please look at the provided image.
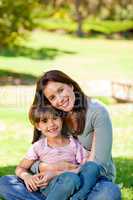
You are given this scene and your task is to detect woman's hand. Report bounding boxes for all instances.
[39,161,78,173]
[58,161,79,171]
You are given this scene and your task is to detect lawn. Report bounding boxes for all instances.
[0,30,133,82]
[0,30,133,199]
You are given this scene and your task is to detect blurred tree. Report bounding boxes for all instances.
[75,0,83,36]
[34,0,133,36]
[1,0,132,45]
[0,0,43,47]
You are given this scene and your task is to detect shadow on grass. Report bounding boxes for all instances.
[0,69,38,85]
[0,45,76,60]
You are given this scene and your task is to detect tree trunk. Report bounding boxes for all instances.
[75,0,84,37]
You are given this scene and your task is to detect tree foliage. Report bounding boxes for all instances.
[0,0,132,45]
[0,0,43,47]
[39,0,133,36]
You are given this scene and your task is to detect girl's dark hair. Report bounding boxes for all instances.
[29,105,68,143]
[32,70,88,137]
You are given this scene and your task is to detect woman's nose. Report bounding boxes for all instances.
[56,95,64,105]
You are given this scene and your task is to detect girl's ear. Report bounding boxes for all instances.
[37,128,41,131]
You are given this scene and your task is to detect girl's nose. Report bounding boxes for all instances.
[48,119,55,127]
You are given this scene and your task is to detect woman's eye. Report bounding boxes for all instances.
[58,88,63,93]
[49,96,55,101]
[53,116,58,120]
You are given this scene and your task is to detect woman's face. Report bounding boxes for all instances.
[43,81,75,112]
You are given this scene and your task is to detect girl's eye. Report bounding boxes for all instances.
[42,119,47,123]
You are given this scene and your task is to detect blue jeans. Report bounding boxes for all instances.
[70,161,100,200]
[40,161,98,200]
[0,175,45,200]
[40,172,81,200]
[0,175,121,200]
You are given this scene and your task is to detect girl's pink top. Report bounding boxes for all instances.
[25,136,89,165]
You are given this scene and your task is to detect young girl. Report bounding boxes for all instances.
[15,105,99,200]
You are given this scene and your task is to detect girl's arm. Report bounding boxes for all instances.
[16,159,40,192]
[16,159,34,180]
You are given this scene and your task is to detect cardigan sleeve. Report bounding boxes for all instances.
[91,107,113,166]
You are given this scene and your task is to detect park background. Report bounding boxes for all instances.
[0,0,133,199]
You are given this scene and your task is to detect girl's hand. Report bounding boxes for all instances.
[36,161,79,189]
[23,174,40,192]
[36,171,55,188]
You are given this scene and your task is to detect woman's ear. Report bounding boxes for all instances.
[70,84,74,91]
[35,123,41,131]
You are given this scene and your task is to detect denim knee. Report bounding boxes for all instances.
[0,176,6,185]
[0,176,5,193]
[0,176,15,197]
[99,182,121,200]
[80,161,100,175]
[0,175,19,186]
[58,172,81,192]
[114,184,121,200]
[104,183,121,200]
[0,175,11,188]
[87,181,121,200]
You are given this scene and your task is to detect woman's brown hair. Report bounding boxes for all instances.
[32,70,88,138]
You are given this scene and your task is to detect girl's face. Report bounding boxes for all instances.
[37,112,62,139]
[43,81,75,112]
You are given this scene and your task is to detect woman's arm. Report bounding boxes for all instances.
[92,107,112,165]
[39,161,79,173]
[87,132,96,161]
[40,161,79,176]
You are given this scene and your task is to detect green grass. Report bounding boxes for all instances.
[0,30,133,81]
[110,104,133,199]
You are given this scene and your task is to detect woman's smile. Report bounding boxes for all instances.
[59,98,69,108]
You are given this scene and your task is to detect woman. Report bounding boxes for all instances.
[0,70,121,200]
